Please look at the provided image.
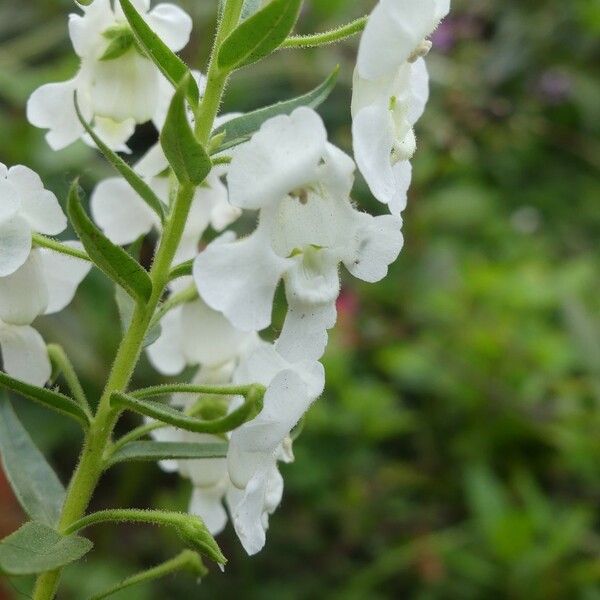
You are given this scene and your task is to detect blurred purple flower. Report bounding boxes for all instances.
[537,70,572,105]
[431,20,456,52]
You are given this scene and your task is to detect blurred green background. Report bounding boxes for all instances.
[1,0,599,598]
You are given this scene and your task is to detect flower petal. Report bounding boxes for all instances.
[146,3,193,52]
[352,103,397,205]
[194,229,290,332]
[180,299,254,368]
[0,216,31,277]
[189,486,228,536]
[68,0,114,59]
[7,166,67,235]
[86,116,136,153]
[343,213,404,283]
[226,465,271,555]
[38,244,91,315]
[91,177,158,245]
[0,178,20,225]
[229,362,323,486]
[26,78,84,151]
[407,58,430,125]
[134,142,169,178]
[227,107,327,210]
[0,324,51,386]
[89,51,160,123]
[357,0,438,80]
[389,161,412,215]
[0,252,48,325]
[146,307,187,375]
[276,299,337,362]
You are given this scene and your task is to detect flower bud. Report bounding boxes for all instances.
[175,515,227,567]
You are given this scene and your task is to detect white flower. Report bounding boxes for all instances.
[152,362,237,536]
[148,310,258,535]
[91,144,241,263]
[194,107,403,360]
[356,0,450,81]
[0,247,91,385]
[0,163,67,277]
[226,343,324,555]
[146,289,258,376]
[26,0,193,151]
[352,0,450,211]
[352,59,429,213]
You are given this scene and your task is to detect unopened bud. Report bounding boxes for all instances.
[176,516,227,566]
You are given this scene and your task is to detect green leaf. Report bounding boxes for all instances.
[218,0,303,71]
[119,0,199,105]
[111,391,261,435]
[115,287,161,348]
[160,76,212,185]
[0,522,92,575]
[100,24,136,61]
[0,371,90,428]
[0,396,65,526]
[107,441,229,467]
[211,66,339,152]
[67,182,153,304]
[74,96,165,223]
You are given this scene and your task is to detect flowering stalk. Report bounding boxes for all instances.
[0,0,452,593]
[31,2,245,597]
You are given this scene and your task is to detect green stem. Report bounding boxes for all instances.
[281,16,368,49]
[168,258,194,281]
[32,1,244,596]
[47,344,91,417]
[64,508,190,535]
[32,185,194,600]
[89,550,205,600]
[131,383,257,399]
[149,284,198,330]
[194,0,244,142]
[32,234,90,262]
[109,420,167,456]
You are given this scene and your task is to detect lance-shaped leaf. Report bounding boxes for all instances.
[218,0,303,71]
[160,76,212,185]
[107,441,229,468]
[0,522,92,575]
[67,182,153,304]
[0,396,65,526]
[211,66,338,153]
[74,96,165,223]
[111,390,262,435]
[0,371,90,428]
[119,0,199,105]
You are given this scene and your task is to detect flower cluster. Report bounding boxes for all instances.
[27,0,192,151]
[352,0,450,214]
[0,164,90,386]
[0,0,450,563]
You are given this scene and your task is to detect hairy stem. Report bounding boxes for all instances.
[281,16,368,49]
[194,0,244,142]
[32,233,90,261]
[89,550,205,600]
[47,344,91,417]
[32,2,244,596]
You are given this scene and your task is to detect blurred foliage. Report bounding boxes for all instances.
[1,0,599,598]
